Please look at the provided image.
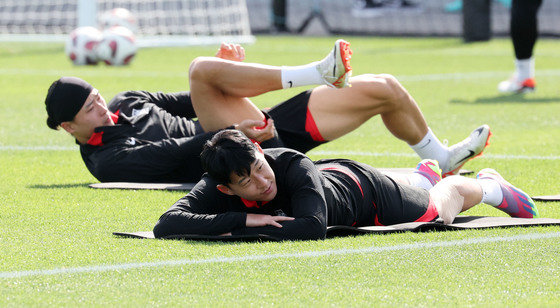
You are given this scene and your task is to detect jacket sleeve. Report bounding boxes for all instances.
[231,155,328,241]
[109,91,196,118]
[153,180,247,238]
[91,130,223,182]
[143,91,196,118]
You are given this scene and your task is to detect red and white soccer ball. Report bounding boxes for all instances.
[99,8,137,33]
[96,26,137,66]
[65,26,103,65]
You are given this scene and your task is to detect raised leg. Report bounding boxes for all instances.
[308,73,428,143]
[188,39,351,133]
[188,56,282,132]
[307,73,490,176]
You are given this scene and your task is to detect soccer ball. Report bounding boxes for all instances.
[99,8,137,33]
[96,26,137,66]
[65,26,102,65]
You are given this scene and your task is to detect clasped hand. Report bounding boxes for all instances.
[246,213,295,228]
[215,42,245,62]
[235,119,276,143]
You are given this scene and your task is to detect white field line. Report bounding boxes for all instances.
[396,69,560,82]
[1,232,559,279]
[1,68,560,82]
[310,150,560,161]
[1,146,559,161]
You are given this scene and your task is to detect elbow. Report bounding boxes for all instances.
[306,225,327,241]
[297,219,326,241]
[153,213,175,238]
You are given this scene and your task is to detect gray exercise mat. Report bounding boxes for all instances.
[89,182,196,191]
[113,216,560,242]
[90,169,473,191]
[113,231,277,242]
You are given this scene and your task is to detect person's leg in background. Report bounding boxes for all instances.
[498,0,544,94]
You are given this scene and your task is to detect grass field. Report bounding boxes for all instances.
[1,35,559,306]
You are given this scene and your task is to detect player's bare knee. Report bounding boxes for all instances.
[379,74,408,99]
[366,74,405,100]
[351,74,400,110]
[188,56,219,83]
[380,75,419,115]
[369,74,408,111]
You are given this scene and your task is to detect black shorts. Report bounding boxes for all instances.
[268,90,327,154]
[318,159,438,226]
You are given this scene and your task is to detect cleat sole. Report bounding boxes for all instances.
[332,40,353,88]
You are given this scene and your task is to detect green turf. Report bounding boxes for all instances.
[1,36,559,306]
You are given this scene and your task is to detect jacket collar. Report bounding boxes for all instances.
[85,111,121,146]
[240,198,269,208]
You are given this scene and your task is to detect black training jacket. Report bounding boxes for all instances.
[153,148,382,241]
[79,91,224,183]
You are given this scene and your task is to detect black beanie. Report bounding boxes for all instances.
[45,77,94,129]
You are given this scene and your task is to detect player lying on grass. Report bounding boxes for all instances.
[153,130,539,241]
[44,39,490,183]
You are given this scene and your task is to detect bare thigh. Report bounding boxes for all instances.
[189,57,279,132]
[191,77,262,132]
[308,74,396,140]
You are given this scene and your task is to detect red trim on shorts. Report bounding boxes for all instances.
[319,167,364,197]
[414,197,439,222]
[372,201,384,226]
[305,107,325,142]
[373,198,438,226]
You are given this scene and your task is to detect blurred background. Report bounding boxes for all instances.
[1,0,559,46]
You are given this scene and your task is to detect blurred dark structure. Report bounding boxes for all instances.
[246,0,559,38]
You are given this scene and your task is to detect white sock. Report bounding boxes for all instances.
[409,128,449,169]
[515,57,534,81]
[477,178,503,206]
[407,173,434,190]
[281,62,323,89]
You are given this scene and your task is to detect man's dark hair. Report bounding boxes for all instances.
[201,130,258,185]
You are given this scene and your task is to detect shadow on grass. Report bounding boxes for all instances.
[28,183,91,189]
[450,94,560,105]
